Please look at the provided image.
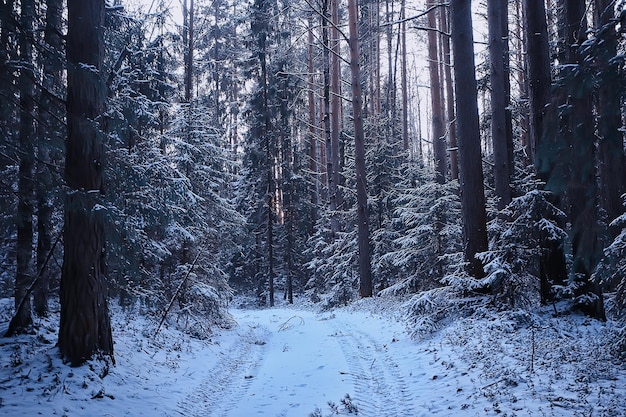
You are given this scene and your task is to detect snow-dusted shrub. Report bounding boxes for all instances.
[305,222,358,309]
[105,101,241,333]
[405,285,481,339]
[478,189,567,309]
[378,167,462,296]
[596,203,626,355]
[596,210,626,306]
[309,394,359,416]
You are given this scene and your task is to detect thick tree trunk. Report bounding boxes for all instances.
[488,0,512,210]
[348,0,372,297]
[522,0,566,304]
[59,0,114,366]
[450,0,488,279]
[523,0,551,169]
[561,0,604,320]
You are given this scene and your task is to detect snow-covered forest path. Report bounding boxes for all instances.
[2,298,624,416]
[170,303,626,417]
[176,306,422,417]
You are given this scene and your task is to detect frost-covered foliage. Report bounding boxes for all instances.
[305,216,358,309]
[230,0,310,304]
[596,209,626,307]
[0,163,16,296]
[377,164,462,296]
[478,189,567,309]
[102,6,240,335]
[405,283,512,341]
[106,101,241,335]
[367,133,406,291]
[596,202,626,355]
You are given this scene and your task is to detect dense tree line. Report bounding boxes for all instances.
[1,0,626,365]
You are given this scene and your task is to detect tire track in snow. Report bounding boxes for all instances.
[176,324,269,417]
[332,322,417,417]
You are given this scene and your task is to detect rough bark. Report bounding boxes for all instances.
[450,0,488,279]
[523,0,552,171]
[59,0,114,366]
[348,0,373,297]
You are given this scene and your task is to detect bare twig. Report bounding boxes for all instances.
[5,231,62,337]
[153,253,201,338]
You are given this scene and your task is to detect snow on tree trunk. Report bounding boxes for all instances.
[59,0,114,366]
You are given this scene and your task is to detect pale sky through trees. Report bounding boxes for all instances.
[122,0,494,176]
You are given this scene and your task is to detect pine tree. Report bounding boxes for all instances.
[450,0,488,279]
[59,0,114,366]
[8,0,36,335]
[348,0,373,297]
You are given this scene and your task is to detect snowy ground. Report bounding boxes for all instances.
[1,296,625,416]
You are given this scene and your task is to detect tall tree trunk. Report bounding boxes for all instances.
[488,0,512,210]
[60,0,114,366]
[515,0,530,166]
[348,0,372,297]
[427,0,446,185]
[184,0,194,102]
[523,0,551,169]
[523,0,566,304]
[321,0,338,237]
[254,0,275,307]
[440,5,458,180]
[400,0,408,152]
[0,0,16,144]
[450,0,488,279]
[561,0,605,320]
[10,0,36,335]
[595,0,625,232]
[213,0,221,123]
[330,0,342,219]
[385,0,395,141]
[502,3,514,188]
[34,0,64,317]
[308,15,318,230]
